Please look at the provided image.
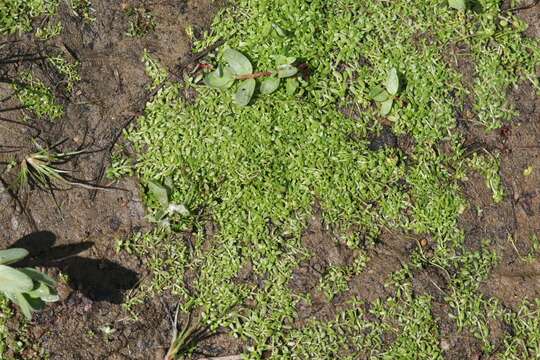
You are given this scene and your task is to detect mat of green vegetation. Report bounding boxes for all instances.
[121,0,537,358]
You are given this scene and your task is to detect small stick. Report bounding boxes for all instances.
[236,71,273,80]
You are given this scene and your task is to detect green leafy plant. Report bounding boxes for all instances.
[165,307,210,360]
[0,248,59,319]
[17,146,80,191]
[0,0,59,34]
[13,71,63,120]
[48,55,81,92]
[35,21,62,40]
[146,180,189,230]
[15,143,102,195]
[204,48,299,106]
[369,67,402,116]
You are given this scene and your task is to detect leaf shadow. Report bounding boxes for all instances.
[9,231,139,304]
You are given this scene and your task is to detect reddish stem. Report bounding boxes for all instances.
[235,71,273,80]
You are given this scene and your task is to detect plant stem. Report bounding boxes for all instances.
[235,71,273,80]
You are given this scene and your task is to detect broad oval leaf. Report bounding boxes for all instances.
[277,64,298,78]
[0,265,33,293]
[223,49,253,76]
[380,98,394,116]
[448,0,467,10]
[0,248,28,265]
[369,86,390,102]
[260,77,281,95]
[5,292,34,319]
[235,79,256,106]
[148,181,169,210]
[386,68,400,96]
[204,67,234,89]
[19,268,56,287]
[26,281,51,299]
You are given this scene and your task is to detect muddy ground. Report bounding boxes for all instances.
[0,1,539,359]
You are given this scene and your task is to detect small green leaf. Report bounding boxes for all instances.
[272,23,287,37]
[261,22,273,36]
[277,65,298,78]
[260,77,281,95]
[286,78,299,96]
[223,49,252,76]
[380,98,394,116]
[0,265,33,293]
[275,55,296,66]
[204,67,234,89]
[148,181,169,210]
[235,79,256,106]
[369,86,390,102]
[386,68,400,96]
[448,0,467,10]
[0,248,28,265]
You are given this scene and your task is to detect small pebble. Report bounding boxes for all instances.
[440,339,450,351]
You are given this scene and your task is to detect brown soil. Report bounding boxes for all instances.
[0,1,539,359]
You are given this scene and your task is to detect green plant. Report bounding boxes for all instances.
[369,67,402,116]
[0,0,59,34]
[125,0,540,356]
[468,152,505,203]
[15,143,100,195]
[13,71,63,120]
[48,56,80,91]
[0,248,58,319]
[35,21,62,40]
[142,50,168,89]
[318,265,349,301]
[17,146,78,191]
[146,180,190,231]
[204,48,299,106]
[165,307,210,360]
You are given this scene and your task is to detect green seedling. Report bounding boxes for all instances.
[17,146,80,191]
[165,307,210,360]
[147,180,189,230]
[48,56,80,91]
[13,72,63,120]
[369,67,402,116]
[0,248,59,320]
[15,143,105,198]
[204,48,299,106]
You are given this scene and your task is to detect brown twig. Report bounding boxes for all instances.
[236,71,273,80]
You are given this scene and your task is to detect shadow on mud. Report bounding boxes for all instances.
[9,231,139,303]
